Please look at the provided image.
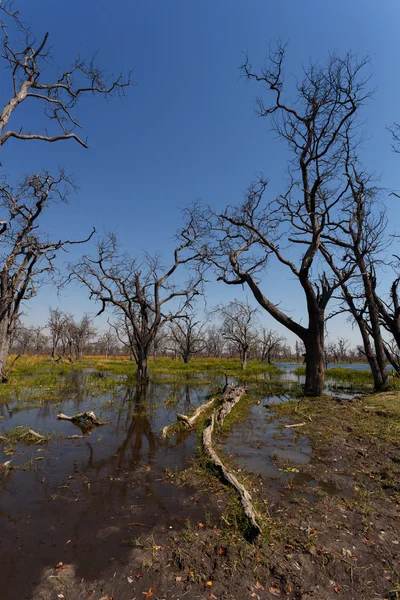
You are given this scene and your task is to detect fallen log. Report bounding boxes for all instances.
[27,429,45,440]
[162,396,216,439]
[57,411,105,429]
[202,385,261,540]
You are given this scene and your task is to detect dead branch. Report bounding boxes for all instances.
[202,385,261,540]
[27,429,45,440]
[162,396,217,438]
[57,411,105,428]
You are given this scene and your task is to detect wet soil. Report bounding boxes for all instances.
[0,372,399,600]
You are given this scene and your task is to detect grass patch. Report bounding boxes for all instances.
[271,391,400,444]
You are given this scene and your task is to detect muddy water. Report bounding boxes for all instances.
[0,380,223,599]
[0,368,358,599]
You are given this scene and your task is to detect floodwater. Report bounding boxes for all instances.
[0,366,359,599]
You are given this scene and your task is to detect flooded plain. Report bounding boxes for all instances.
[0,365,374,598]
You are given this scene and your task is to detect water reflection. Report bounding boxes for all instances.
[0,379,219,600]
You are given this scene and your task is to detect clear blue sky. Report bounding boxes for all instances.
[4,0,400,346]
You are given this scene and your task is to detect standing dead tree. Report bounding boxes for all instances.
[191,45,371,396]
[203,325,225,358]
[0,4,131,153]
[68,226,203,381]
[259,328,285,363]
[168,314,206,363]
[0,172,93,380]
[216,300,258,369]
[48,308,66,360]
[320,157,389,391]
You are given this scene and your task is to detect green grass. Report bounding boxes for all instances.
[271,390,400,444]
[0,426,53,455]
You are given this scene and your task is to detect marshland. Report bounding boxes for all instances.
[0,1,400,599]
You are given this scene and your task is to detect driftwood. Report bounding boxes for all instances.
[202,385,261,540]
[284,422,306,429]
[162,396,216,439]
[26,429,45,440]
[57,411,105,430]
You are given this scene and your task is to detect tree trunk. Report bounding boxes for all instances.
[136,354,149,381]
[303,320,325,397]
[241,349,248,370]
[357,317,388,391]
[0,319,12,382]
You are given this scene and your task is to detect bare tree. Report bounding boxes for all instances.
[67,314,97,360]
[192,47,370,395]
[12,323,34,355]
[0,173,92,380]
[31,325,48,355]
[373,273,400,354]
[383,338,400,377]
[0,4,131,153]
[48,308,66,359]
[337,337,350,362]
[203,325,225,358]
[259,328,285,363]
[320,159,389,391]
[95,328,119,358]
[217,299,258,369]
[168,314,205,363]
[68,226,203,381]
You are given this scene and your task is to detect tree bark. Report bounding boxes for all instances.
[241,349,248,370]
[0,318,12,383]
[137,355,149,381]
[303,316,325,397]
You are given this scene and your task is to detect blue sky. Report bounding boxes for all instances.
[4,0,400,346]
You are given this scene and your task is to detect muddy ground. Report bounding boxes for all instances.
[0,375,399,600]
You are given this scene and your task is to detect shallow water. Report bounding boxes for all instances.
[0,380,224,598]
[0,367,360,598]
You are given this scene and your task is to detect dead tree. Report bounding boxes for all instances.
[373,274,400,353]
[320,159,389,391]
[259,328,285,363]
[216,300,258,369]
[0,173,93,380]
[48,308,66,359]
[0,4,131,155]
[95,328,119,358]
[168,315,205,363]
[191,45,370,396]
[68,314,97,360]
[68,226,203,382]
[203,325,225,358]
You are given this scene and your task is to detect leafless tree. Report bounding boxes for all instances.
[68,226,203,381]
[216,299,258,369]
[0,173,92,380]
[382,338,400,377]
[373,272,400,354]
[48,308,67,359]
[168,314,205,363]
[203,325,225,358]
[66,314,97,360]
[0,4,131,154]
[191,45,370,395]
[95,328,120,358]
[320,158,389,390]
[151,327,168,360]
[12,323,34,354]
[30,325,48,355]
[258,328,285,363]
[295,340,306,363]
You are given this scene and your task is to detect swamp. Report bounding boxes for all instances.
[0,357,399,600]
